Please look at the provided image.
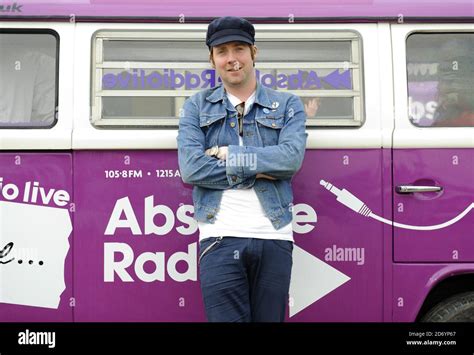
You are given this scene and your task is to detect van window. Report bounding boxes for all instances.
[92,30,363,128]
[407,32,474,127]
[0,31,58,128]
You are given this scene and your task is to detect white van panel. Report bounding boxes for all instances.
[0,22,74,150]
[72,23,384,150]
[392,23,473,149]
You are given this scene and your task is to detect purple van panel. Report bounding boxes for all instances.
[290,149,384,321]
[0,153,73,322]
[72,149,384,321]
[73,151,205,322]
[393,149,474,262]
[1,0,473,19]
[1,148,472,321]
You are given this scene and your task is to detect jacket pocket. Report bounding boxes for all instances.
[255,116,284,146]
[199,114,226,147]
[199,113,226,127]
[255,115,285,129]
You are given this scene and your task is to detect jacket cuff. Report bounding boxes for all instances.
[226,145,246,186]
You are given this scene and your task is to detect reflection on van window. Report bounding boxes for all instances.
[0,33,57,127]
[92,31,363,128]
[407,33,473,127]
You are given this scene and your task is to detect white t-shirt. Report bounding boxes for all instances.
[198,91,293,242]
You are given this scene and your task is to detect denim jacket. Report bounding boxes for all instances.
[177,82,307,230]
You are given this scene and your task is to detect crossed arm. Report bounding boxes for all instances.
[177,95,307,189]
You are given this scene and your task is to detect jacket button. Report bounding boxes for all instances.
[206,214,214,219]
[231,176,237,182]
[271,123,276,127]
[230,122,236,128]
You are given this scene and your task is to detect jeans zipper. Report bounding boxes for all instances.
[198,236,223,265]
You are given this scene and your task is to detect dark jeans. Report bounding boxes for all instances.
[198,236,293,322]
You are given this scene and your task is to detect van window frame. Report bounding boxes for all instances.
[405,30,474,129]
[91,29,364,128]
[0,28,60,129]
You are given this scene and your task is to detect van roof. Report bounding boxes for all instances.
[0,0,473,22]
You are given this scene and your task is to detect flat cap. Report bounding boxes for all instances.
[206,16,255,49]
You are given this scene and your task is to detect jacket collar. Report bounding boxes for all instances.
[205,81,273,109]
[254,82,273,109]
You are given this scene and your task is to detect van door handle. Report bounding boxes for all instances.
[396,185,443,194]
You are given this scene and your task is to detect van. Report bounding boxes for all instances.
[0,0,472,322]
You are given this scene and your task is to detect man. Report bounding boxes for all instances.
[177,16,307,322]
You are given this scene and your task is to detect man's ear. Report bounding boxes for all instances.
[252,45,258,61]
[251,45,258,67]
[209,51,215,68]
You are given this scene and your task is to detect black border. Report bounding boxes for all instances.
[0,322,473,354]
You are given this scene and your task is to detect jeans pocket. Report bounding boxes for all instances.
[198,236,223,265]
[271,239,294,254]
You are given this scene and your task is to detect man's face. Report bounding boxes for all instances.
[211,41,257,88]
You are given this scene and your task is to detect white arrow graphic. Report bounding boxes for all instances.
[289,245,350,318]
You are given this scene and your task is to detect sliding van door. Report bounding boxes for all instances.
[391,24,473,321]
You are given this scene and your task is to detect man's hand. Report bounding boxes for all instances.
[205,146,228,161]
[216,146,228,161]
[205,146,218,157]
[304,98,320,118]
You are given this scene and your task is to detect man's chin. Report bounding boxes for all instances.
[223,78,243,87]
